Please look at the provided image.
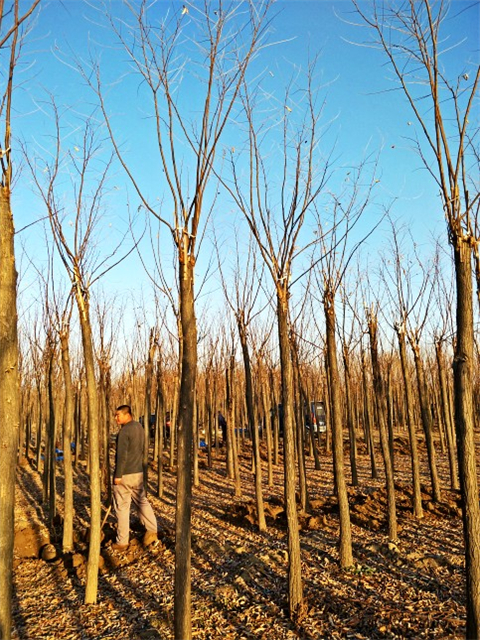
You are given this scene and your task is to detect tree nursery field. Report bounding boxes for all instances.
[12,438,467,640]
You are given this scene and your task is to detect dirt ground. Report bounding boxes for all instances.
[12,437,466,639]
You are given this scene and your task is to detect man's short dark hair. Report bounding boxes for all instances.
[116,405,132,416]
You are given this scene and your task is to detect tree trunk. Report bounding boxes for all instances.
[156,363,165,498]
[169,357,180,469]
[361,348,377,479]
[226,354,241,496]
[410,339,442,502]
[97,369,108,495]
[24,410,31,462]
[0,187,21,639]
[174,255,196,640]
[324,292,353,567]
[143,329,156,494]
[18,400,26,464]
[47,346,57,532]
[238,319,266,531]
[386,366,395,473]
[260,377,274,487]
[270,368,279,466]
[367,312,397,542]
[74,288,102,605]
[395,326,423,518]
[435,339,459,491]
[343,348,358,486]
[225,361,234,480]
[73,382,81,468]
[192,391,199,488]
[324,354,332,456]
[59,329,75,552]
[43,346,55,507]
[276,288,304,620]
[453,238,480,638]
[291,340,309,513]
[395,326,423,519]
[35,392,43,472]
[104,365,112,502]
[206,381,213,468]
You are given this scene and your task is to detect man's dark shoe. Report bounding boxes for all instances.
[111,542,129,552]
[143,531,158,547]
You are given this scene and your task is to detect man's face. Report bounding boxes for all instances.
[115,411,131,426]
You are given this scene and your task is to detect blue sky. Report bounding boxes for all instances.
[11,0,480,341]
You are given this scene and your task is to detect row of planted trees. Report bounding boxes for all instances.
[1,1,479,639]
[17,256,479,600]
[20,282,475,510]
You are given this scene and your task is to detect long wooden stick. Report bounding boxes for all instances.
[101,503,112,530]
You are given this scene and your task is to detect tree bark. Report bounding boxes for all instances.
[225,360,234,480]
[143,328,156,494]
[270,368,279,467]
[435,339,459,491]
[276,288,304,620]
[386,366,395,473]
[291,340,309,513]
[46,345,57,532]
[260,374,274,486]
[74,287,102,605]
[324,292,353,567]
[367,312,397,542]
[174,255,196,640]
[238,318,266,531]
[343,347,358,486]
[323,355,332,456]
[0,186,21,639]
[35,392,43,472]
[409,338,442,503]
[395,326,423,518]
[226,354,241,496]
[59,328,75,552]
[361,348,377,480]
[156,363,165,499]
[453,238,480,638]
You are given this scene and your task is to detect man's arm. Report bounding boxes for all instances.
[114,428,128,483]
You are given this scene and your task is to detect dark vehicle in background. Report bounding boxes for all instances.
[275,401,326,437]
[306,400,327,434]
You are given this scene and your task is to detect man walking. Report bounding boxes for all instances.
[112,405,158,551]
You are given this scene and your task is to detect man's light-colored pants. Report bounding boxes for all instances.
[112,472,157,545]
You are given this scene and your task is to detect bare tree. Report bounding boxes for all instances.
[57,295,76,552]
[215,231,268,528]
[226,59,331,619]
[255,333,276,485]
[0,1,41,636]
[85,3,274,635]
[25,106,129,604]
[393,242,441,503]
[142,326,158,493]
[366,304,398,542]
[38,257,77,551]
[380,221,430,518]
[339,279,364,487]
[312,161,379,566]
[432,252,459,490]
[352,1,480,630]
[94,295,120,500]
[225,335,242,495]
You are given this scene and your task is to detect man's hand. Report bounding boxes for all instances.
[113,477,123,485]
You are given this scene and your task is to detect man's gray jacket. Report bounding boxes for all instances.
[114,420,145,478]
